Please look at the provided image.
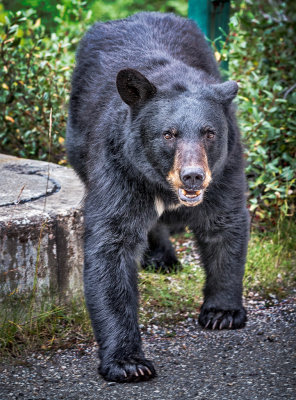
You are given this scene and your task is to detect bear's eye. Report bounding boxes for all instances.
[204,128,216,140]
[163,129,177,140]
[164,132,173,140]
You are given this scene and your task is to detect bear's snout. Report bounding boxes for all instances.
[180,166,205,190]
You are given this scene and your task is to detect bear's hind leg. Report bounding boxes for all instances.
[142,222,182,273]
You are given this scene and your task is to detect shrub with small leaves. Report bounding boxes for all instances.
[88,0,187,21]
[0,3,91,163]
[227,0,296,220]
[1,1,295,221]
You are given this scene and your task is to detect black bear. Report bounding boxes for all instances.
[67,12,249,383]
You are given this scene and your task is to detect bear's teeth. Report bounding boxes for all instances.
[181,189,201,198]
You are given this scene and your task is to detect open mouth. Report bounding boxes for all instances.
[178,188,203,205]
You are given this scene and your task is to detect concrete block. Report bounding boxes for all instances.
[0,154,85,301]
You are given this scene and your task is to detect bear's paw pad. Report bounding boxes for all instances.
[199,307,247,330]
[99,357,157,383]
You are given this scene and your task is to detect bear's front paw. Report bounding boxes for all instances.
[199,306,247,330]
[99,357,157,383]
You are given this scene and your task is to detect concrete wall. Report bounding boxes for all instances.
[0,154,85,301]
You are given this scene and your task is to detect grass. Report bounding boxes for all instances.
[0,219,295,358]
[139,262,205,326]
[244,218,296,299]
[0,293,93,358]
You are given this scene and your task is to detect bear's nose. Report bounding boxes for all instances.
[180,167,205,189]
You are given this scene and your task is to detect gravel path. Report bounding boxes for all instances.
[1,298,295,400]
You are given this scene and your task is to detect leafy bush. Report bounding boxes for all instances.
[89,0,187,21]
[2,0,66,33]
[227,0,296,220]
[4,0,188,27]
[0,2,91,163]
[0,0,294,220]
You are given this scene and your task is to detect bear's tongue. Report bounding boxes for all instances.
[181,189,201,199]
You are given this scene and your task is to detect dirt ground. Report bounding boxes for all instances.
[0,296,295,400]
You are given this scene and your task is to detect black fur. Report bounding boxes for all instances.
[67,12,249,383]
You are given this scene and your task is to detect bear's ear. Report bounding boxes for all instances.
[116,68,157,106]
[211,80,238,105]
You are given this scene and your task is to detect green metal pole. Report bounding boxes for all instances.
[188,0,211,38]
[188,0,230,71]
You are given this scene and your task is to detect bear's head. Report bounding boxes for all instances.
[116,68,238,207]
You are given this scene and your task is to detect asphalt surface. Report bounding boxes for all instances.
[0,297,295,400]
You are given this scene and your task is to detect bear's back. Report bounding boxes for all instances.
[76,12,219,80]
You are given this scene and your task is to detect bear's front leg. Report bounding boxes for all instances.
[84,195,157,382]
[192,209,249,330]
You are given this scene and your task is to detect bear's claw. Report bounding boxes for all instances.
[199,307,247,330]
[99,357,156,383]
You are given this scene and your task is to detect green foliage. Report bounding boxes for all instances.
[227,0,296,220]
[2,0,188,31]
[89,0,187,21]
[0,0,295,219]
[2,0,90,32]
[0,3,91,162]
[244,218,296,298]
